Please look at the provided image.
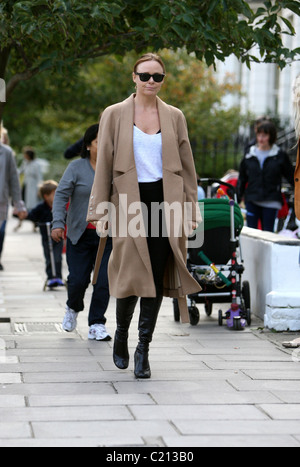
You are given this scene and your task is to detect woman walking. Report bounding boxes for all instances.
[52,124,112,341]
[294,73,300,220]
[87,53,201,378]
[0,140,27,270]
[20,147,43,211]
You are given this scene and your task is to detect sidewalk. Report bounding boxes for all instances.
[1,218,300,447]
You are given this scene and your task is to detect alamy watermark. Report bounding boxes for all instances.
[0,79,6,103]
[95,197,204,249]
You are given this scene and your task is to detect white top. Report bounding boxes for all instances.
[133,125,163,183]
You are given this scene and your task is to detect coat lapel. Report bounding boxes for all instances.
[113,95,153,276]
[157,97,183,174]
[114,95,136,174]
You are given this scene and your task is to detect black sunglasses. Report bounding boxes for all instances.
[135,72,165,83]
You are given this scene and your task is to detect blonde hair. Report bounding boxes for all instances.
[39,180,58,199]
[293,73,300,140]
[133,53,166,74]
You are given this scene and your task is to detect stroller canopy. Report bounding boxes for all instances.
[198,198,244,234]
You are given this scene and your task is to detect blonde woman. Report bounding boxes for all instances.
[282,73,300,350]
[294,73,300,220]
[87,53,201,379]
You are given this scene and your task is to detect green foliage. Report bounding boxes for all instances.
[1,0,299,86]
[4,50,249,179]
[1,0,299,175]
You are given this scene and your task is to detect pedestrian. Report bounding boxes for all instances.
[294,73,300,220]
[0,125,10,146]
[52,124,112,341]
[282,74,300,349]
[19,147,43,211]
[238,120,294,232]
[22,180,64,288]
[244,116,271,155]
[0,135,27,270]
[87,53,201,379]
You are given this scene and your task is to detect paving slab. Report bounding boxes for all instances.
[31,420,178,439]
[163,435,300,448]
[1,217,300,447]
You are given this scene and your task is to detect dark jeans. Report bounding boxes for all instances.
[246,202,278,233]
[0,221,6,260]
[66,230,112,326]
[42,237,63,280]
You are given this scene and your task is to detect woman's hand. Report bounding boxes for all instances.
[188,221,198,236]
[51,228,65,243]
[96,220,109,235]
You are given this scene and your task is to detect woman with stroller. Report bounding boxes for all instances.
[87,53,201,379]
[51,124,112,341]
[238,120,294,232]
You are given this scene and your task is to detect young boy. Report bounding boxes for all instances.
[24,180,64,288]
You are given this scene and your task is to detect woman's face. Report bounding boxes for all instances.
[132,60,165,97]
[87,137,98,159]
[257,131,271,150]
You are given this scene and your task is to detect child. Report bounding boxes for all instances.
[24,180,64,288]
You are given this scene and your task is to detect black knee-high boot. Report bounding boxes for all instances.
[114,296,138,370]
[134,296,163,379]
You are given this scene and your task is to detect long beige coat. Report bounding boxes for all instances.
[87,94,202,323]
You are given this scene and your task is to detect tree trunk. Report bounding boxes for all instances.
[0,47,10,80]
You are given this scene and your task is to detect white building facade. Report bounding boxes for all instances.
[217,5,300,126]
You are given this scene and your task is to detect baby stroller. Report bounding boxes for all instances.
[173,178,251,330]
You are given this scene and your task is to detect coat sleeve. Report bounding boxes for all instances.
[8,151,23,209]
[52,163,76,230]
[177,110,202,224]
[237,157,248,203]
[281,151,295,187]
[87,108,115,223]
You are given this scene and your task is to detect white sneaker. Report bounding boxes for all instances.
[88,324,112,341]
[62,306,78,332]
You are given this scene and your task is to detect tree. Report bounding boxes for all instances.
[4,51,246,161]
[0,0,300,121]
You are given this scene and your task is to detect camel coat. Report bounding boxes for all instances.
[295,142,300,220]
[87,94,202,323]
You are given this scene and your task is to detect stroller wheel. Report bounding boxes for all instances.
[218,309,223,326]
[173,299,180,322]
[189,306,200,326]
[242,281,251,310]
[233,316,243,331]
[205,302,213,317]
[246,309,252,326]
